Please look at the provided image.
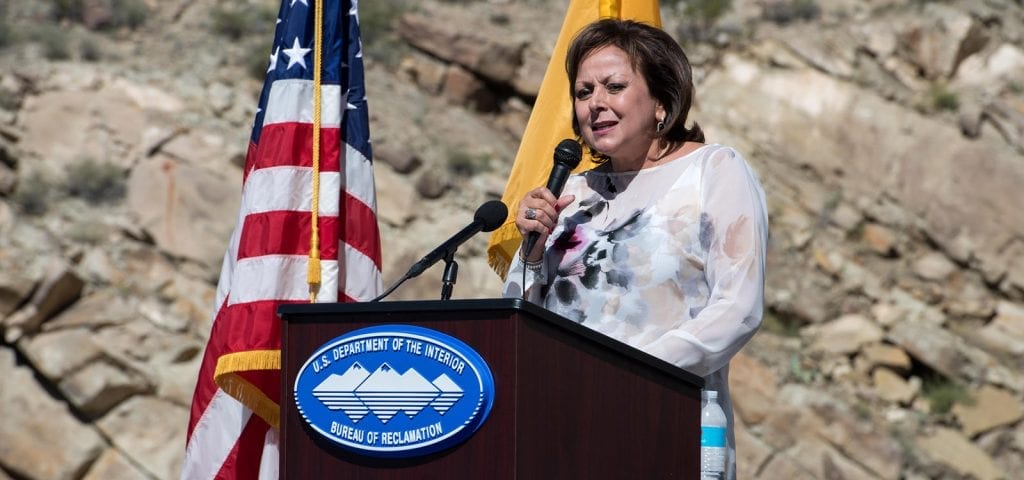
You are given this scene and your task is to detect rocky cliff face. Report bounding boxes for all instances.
[1,0,1023,478]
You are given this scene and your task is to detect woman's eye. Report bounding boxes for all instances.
[575,88,591,99]
[608,83,625,93]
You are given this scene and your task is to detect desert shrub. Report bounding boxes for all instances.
[26,24,71,60]
[684,0,733,24]
[360,0,410,49]
[921,373,970,414]
[930,84,959,112]
[109,0,149,30]
[675,0,733,44]
[447,149,490,177]
[763,0,820,25]
[210,4,276,40]
[80,37,101,61]
[13,172,51,215]
[65,159,126,203]
[50,0,148,30]
[0,16,11,49]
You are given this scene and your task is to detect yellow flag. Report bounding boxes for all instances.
[486,0,662,278]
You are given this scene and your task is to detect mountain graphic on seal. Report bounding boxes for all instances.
[312,362,465,423]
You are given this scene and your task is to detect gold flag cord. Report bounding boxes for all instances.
[308,0,324,301]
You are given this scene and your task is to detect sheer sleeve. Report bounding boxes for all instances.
[641,147,769,377]
[501,246,548,304]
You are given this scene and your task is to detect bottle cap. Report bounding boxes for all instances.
[705,390,718,401]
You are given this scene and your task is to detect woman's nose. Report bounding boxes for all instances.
[589,89,607,112]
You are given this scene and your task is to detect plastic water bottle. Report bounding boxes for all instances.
[700,390,727,480]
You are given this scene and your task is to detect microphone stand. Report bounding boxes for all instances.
[440,252,458,300]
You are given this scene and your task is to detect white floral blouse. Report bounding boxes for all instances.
[503,144,768,480]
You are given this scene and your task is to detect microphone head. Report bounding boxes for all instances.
[553,139,583,169]
[475,200,508,232]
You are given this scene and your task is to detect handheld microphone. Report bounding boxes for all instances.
[522,139,583,256]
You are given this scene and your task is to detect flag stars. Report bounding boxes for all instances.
[267,46,280,73]
[282,37,311,70]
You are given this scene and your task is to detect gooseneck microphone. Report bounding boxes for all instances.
[372,200,508,301]
[522,139,583,256]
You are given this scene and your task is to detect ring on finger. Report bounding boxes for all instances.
[525,208,537,220]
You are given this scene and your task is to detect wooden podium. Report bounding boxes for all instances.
[279,298,704,479]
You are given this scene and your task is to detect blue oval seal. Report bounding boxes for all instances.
[294,324,495,458]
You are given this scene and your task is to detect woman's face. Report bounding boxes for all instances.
[573,45,664,166]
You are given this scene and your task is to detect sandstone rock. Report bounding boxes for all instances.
[887,288,945,326]
[860,342,912,372]
[19,328,102,379]
[777,437,879,480]
[728,352,778,425]
[985,94,1024,156]
[374,143,422,174]
[702,54,1024,311]
[97,396,187,480]
[777,25,858,79]
[955,43,1024,92]
[442,65,498,111]
[206,81,233,116]
[830,202,862,232]
[806,314,884,355]
[399,51,447,94]
[888,319,990,381]
[861,221,898,255]
[126,153,241,270]
[43,290,136,331]
[82,448,151,480]
[80,0,114,29]
[812,248,843,277]
[159,276,216,335]
[896,3,988,80]
[159,129,234,170]
[0,348,104,480]
[0,264,33,318]
[139,299,189,333]
[734,418,772,477]
[60,359,151,418]
[766,386,904,479]
[398,13,525,84]
[108,77,185,114]
[0,161,14,196]
[873,367,919,404]
[974,300,1024,357]
[913,251,958,282]
[154,353,204,407]
[415,168,449,200]
[78,248,127,286]
[19,86,146,173]
[374,165,417,226]
[3,261,85,342]
[952,385,1024,438]
[511,45,547,97]
[757,453,818,480]
[915,427,1005,480]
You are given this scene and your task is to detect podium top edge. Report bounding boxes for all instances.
[278,298,527,315]
[277,298,704,389]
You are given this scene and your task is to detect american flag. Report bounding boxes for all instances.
[181,0,381,478]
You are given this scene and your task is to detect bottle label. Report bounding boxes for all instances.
[701,426,726,447]
[701,446,726,474]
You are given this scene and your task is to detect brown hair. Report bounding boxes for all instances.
[566,19,704,157]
